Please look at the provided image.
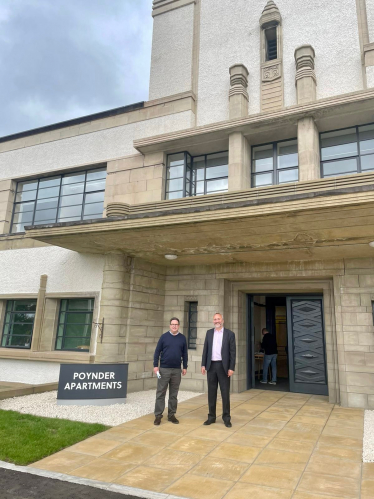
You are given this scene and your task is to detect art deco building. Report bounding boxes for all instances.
[1,0,374,408]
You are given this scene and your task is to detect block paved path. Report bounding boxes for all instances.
[0,468,141,499]
[31,389,374,499]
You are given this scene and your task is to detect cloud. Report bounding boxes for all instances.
[0,0,153,136]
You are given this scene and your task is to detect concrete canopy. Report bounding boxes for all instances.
[25,173,374,266]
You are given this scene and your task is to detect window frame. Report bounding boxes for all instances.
[320,123,374,178]
[251,138,299,188]
[1,299,37,349]
[11,165,107,234]
[186,301,198,350]
[55,298,95,352]
[165,151,229,200]
[264,26,277,61]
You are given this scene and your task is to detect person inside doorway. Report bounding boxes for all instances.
[260,327,278,385]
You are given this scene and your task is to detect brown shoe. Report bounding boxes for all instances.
[154,415,162,425]
[168,415,179,424]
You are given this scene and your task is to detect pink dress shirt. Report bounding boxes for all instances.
[211,328,224,361]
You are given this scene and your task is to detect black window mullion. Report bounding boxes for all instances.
[10,183,20,233]
[81,170,88,219]
[31,179,40,226]
[55,175,63,223]
[356,126,362,173]
[273,143,277,185]
[204,155,207,195]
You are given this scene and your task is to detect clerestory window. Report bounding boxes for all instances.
[11,166,107,233]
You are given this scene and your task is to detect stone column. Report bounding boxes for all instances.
[298,117,320,182]
[295,45,316,105]
[229,64,249,119]
[95,253,132,364]
[31,274,48,352]
[295,45,320,181]
[228,132,251,191]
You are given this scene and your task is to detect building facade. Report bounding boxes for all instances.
[1,0,374,408]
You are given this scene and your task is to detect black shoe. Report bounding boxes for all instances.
[203,419,216,425]
[224,421,232,428]
[168,415,179,424]
[154,415,162,425]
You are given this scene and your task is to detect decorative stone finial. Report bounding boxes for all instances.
[260,0,281,28]
[294,45,317,104]
[229,64,249,119]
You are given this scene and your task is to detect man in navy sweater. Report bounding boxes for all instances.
[153,317,188,425]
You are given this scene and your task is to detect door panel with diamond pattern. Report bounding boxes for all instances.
[286,297,328,395]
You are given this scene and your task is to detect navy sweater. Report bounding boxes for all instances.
[153,332,188,369]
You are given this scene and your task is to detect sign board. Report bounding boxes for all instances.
[57,363,128,406]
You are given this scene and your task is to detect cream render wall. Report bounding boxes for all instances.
[197,0,363,126]
[149,4,194,100]
[0,111,194,182]
[367,0,374,42]
[0,247,104,294]
[0,359,60,384]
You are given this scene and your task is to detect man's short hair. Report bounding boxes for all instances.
[262,328,269,334]
[213,312,224,319]
[170,317,180,324]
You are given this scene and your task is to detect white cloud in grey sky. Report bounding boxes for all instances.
[0,0,153,137]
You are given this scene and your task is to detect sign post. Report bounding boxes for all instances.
[57,363,128,406]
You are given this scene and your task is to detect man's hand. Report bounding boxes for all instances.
[153,367,159,375]
[201,366,206,375]
[182,369,187,376]
[228,370,234,377]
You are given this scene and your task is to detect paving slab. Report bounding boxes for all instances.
[28,389,366,499]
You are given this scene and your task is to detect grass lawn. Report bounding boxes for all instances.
[0,409,109,466]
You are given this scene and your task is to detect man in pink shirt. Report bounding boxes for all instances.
[201,313,236,427]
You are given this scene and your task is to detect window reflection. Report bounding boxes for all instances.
[11,166,106,233]
[252,139,298,187]
[321,124,374,177]
[165,152,228,199]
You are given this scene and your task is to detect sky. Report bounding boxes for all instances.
[0,0,153,137]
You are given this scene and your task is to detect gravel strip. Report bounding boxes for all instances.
[0,390,202,427]
[363,410,374,462]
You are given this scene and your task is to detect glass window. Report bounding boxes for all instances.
[252,140,298,187]
[187,302,198,349]
[265,27,277,61]
[1,300,36,349]
[321,129,357,161]
[321,124,374,177]
[11,166,106,233]
[166,151,228,199]
[55,298,94,351]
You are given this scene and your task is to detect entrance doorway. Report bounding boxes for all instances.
[247,294,328,396]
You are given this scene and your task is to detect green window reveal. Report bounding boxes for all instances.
[1,300,37,349]
[55,298,94,352]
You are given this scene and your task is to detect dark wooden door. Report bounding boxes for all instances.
[286,297,328,395]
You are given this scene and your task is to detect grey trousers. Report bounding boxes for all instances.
[154,367,182,417]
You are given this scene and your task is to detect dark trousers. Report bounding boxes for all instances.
[154,367,181,417]
[207,361,231,423]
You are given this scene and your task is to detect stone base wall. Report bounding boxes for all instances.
[333,259,374,408]
[95,254,166,393]
[88,255,374,408]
